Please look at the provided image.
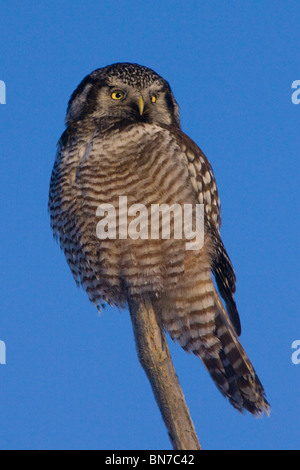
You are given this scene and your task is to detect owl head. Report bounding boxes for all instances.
[66,63,180,128]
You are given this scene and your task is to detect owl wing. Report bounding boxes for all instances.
[173,128,241,336]
[210,226,241,336]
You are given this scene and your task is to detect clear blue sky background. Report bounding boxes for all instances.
[0,1,299,450]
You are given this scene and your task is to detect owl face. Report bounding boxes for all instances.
[66,63,180,128]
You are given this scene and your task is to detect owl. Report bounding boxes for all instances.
[49,63,269,415]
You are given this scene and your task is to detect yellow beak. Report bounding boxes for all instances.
[137,95,144,116]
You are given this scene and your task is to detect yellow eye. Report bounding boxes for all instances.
[151,95,157,103]
[111,91,124,100]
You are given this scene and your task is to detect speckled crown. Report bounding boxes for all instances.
[90,62,168,89]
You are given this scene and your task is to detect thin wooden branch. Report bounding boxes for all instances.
[128,296,202,450]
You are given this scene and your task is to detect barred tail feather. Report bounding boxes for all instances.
[202,295,270,415]
[161,279,270,416]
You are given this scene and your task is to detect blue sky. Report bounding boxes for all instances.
[0,0,299,450]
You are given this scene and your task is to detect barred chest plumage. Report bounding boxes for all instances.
[50,120,210,308]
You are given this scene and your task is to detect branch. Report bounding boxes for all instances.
[128,296,202,450]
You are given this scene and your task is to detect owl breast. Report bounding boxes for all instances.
[55,122,208,308]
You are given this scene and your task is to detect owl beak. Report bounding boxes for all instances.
[137,95,145,116]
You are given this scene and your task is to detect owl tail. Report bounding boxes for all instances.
[161,279,270,416]
[199,294,270,416]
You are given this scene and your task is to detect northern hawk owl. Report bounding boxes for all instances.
[49,63,269,415]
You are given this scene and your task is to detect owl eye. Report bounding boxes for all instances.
[111,90,125,100]
[151,95,157,104]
